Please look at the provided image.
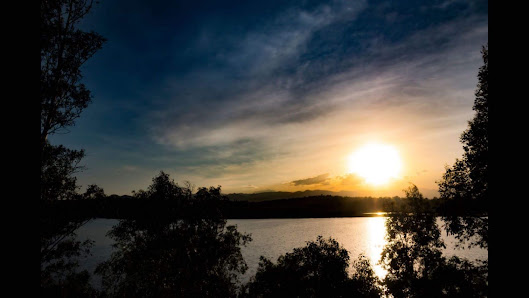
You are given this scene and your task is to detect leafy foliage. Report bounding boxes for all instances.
[460,44,488,203]
[380,185,487,297]
[41,0,106,145]
[348,255,384,298]
[437,44,488,249]
[132,171,193,201]
[41,141,85,201]
[40,0,106,201]
[82,184,106,200]
[95,172,252,297]
[243,236,382,297]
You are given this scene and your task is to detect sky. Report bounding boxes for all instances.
[50,0,488,198]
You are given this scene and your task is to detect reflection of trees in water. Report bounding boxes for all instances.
[380,185,488,298]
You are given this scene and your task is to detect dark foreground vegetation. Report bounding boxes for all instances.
[41,173,488,297]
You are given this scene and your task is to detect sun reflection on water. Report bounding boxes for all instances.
[366,217,388,279]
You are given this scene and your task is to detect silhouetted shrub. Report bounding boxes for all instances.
[243,236,382,297]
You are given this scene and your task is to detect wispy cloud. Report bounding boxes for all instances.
[69,0,487,196]
[149,11,486,151]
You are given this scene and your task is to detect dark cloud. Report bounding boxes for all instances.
[291,173,330,186]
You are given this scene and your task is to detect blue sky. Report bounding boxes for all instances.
[50,0,488,197]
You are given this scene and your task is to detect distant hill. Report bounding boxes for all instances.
[226,190,359,202]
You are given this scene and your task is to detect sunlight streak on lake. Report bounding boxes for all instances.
[366,217,387,279]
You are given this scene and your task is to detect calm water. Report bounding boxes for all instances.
[75,217,488,288]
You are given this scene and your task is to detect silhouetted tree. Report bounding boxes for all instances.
[96,218,251,297]
[347,254,384,298]
[41,142,85,201]
[380,185,487,297]
[82,184,106,199]
[41,1,105,294]
[95,172,251,297]
[40,0,106,201]
[41,0,106,147]
[437,44,488,249]
[132,171,192,201]
[243,236,382,297]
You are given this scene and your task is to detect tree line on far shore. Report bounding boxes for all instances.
[41,178,485,221]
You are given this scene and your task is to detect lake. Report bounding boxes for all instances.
[75,217,488,288]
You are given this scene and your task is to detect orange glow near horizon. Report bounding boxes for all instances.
[348,143,403,186]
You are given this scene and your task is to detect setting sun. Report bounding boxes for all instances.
[348,143,403,186]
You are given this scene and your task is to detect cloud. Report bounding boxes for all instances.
[144,2,372,148]
[225,1,367,77]
[149,11,487,152]
[74,1,487,195]
[333,173,365,187]
[243,185,259,189]
[291,173,331,186]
